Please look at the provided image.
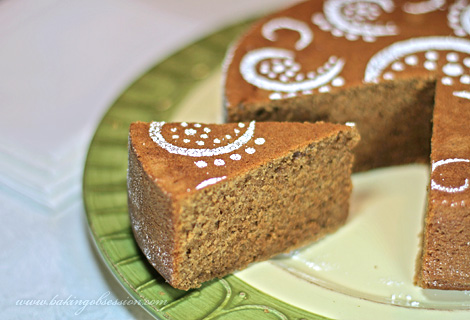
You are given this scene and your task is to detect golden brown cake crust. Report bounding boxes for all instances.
[128,121,359,290]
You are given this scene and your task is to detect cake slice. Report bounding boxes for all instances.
[128,120,359,290]
[415,82,470,289]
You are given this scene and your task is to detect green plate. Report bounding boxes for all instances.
[82,21,329,320]
[83,21,470,320]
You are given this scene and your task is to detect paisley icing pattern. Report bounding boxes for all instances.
[312,0,398,42]
[262,17,313,50]
[364,36,470,83]
[149,121,256,157]
[240,48,345,99]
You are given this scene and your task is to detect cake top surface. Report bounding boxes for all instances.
[224,0,470,106]
[129,121,358,199]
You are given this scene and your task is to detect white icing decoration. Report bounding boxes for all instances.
[453,90,470,99]
[425,51,439,60]
[460,75,470,84]
[424,60,437,70]
[332,76,345,87]
[194,123,202,128]
[255,138,266,145]
[170,128,177,132]
[214,159,225,166]
[234,129,240,134]
[172,135,179,139]
[181,122,188,127]
[431,158,470,193]
[200,134,209,139]
[319,85,331,92]
[441,77,453,85]
[196,141,205,146]
[185,128,197,136]
[448,0,470,37]
[447,52,460,62]
[405,55,418,66]
[392,61,405,71]
[195,160,207,168]
[183,139,190,143]
[204,127,211,133]
[464,57,470,67]
[364,37,470,83]
[240,47,345,93]
[262,17,313,50]
[314,0,398,42]
[238,123,245,128]
[245,147,256,154]
[345,122,356,126]
[195,176,227,190]
[149,121,256,157]
[403,0,445,15]
[214,138,221,143]
[230,154,242,161]
[383,72,394,80]
[443,63,464,77]
[226,135,232,139]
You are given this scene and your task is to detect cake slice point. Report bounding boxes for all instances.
[128,121,359,290]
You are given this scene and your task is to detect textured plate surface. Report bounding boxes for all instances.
[83,21,470,320]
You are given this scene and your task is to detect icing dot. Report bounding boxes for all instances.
[447,52,459,62]
[425,51,438,60]
[273,64,285,73]
[181,122,188,127]
[285,70,295,77]
[255,138,266,145]
[441,77,453,85]
[463,57,470,68]
[245,147,256,154]
[279,74,289,82]
[290,63,301,72]
[183,139,190,143]
[200,134,209,139]
[204,127,211,133]
[319,85,330,93]
[214,138,221,143]
[172,135,179,139]
[284,59,294,67]
[405,55,418,66]
[196,140,205,146]
[460,75,470,84]
[194,123,202,128]
[238,123,246,128]
[307,72,317,79]
[332,29,344,37]
[269,92,282,100]
[226,135,232,139]
[185,128,197,136]
[363,35,376,43]
[443,63,464,77]
[345,33,359,41]
[268,72,277,79]
[383,72,394,80]
[214,159,225,166]
[230,154,242,161]
[195,160,207,168]
[424,60,437,70]
[260,62,270,74]
[170,128,177,132]
[391,61,405,71]
[234,129,240,134]
[295,73,305,81]
[332,77,345,87]
[302,90,313,95]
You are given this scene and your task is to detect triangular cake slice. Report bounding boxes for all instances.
[128,121,359,290]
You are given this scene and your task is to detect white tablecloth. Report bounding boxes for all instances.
[0,0,297,318]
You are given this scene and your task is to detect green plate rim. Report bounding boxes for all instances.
[82,20,332,320]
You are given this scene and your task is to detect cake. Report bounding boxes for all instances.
[127,120,359,290]
[223,0,470,289]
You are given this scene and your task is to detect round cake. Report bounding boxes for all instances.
[223,0,470,290]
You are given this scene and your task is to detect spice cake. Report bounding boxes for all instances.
[223,0,470,289]
[128,121,359,290]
